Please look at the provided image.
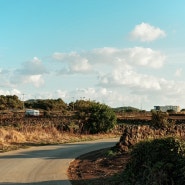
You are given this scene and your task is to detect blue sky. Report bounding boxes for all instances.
[0,0,185,110]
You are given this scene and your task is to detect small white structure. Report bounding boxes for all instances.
[154,105,180,113]
[25,109,40,116]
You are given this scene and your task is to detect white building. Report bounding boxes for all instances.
[154,105,180,113]
[25,109,40,116]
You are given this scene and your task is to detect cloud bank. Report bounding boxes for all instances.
[1,22,185,110]
[53,46,166,74]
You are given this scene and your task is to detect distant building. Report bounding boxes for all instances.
[25,109,40,116]
[154,105,180,113]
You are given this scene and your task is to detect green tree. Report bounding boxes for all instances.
[25,98,67,111]
[0,95,22,110]
[84,102,117,134]
[71,100,92,111]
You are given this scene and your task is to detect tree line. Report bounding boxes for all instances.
[0,95,23,110]
[0,95,117,134]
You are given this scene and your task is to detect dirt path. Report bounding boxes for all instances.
[68,147,130,185]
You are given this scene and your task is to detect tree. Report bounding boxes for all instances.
[25,98,67,111]
[0,95,22,110]
[70,100,92,111]
[84,102,117,134]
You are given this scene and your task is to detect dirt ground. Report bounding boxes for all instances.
[68,147,130,185]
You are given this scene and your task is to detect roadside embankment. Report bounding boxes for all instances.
[118,124,185,151]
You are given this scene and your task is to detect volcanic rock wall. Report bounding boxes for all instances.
[118,125,185,152]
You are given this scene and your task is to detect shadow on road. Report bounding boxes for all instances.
[0,180,72,185]
[0,141,117,160]
[0,178,122,185]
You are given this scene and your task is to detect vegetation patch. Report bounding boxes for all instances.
[122,137,185,185]
[68,136,185,185]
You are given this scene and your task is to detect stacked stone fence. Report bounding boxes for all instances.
[118,124,185,152]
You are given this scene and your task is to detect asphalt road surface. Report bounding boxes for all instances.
[0,138,119,185]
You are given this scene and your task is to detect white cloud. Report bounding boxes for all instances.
[97,70,185,109]
[53,52,92,74]
[53,52,79,61]
[99,64,162,91]
[23,75,44,87]
[70,87,114,103]
[51,47,166,109]
[2,46,184,111]
[0,69,12,88]
[126,47,166,68]
[0,88,21,97]
[55,89,67,99]
[11,89,22,96]
[53,47,166,74]
[70,58,92,73]
[174,68,182,77]
[88,47,165,68]
[62,87,148,109]
[130,22,166,42]
[10,57,47,87]
[16,57,48,75]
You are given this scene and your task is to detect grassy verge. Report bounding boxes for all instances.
[0,125,120,152]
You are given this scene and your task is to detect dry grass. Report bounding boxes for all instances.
[0,125,120,152]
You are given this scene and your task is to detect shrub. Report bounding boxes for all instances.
[84,102,117,134]
[123,137,185,185]
[151,111,175,129]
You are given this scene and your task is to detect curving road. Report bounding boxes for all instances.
[0,138,119,185]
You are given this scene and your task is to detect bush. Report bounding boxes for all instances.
[123,137,185,185]
[84,102,117,134]
[0,95,23,110]
[151,111,175,129]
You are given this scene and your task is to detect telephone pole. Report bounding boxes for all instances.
[22,93,25,110]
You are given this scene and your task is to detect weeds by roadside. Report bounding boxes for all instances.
[0,125,120,152]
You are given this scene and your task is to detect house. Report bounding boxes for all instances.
[154,105,180,113]
[25,109,40,116]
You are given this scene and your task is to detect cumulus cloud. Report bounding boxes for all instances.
[53,52,92,74]
[126,47,166,68]
[0,69,12,87]
[11,57,47,87]
[130,22,166,42]
[99,63,162,91]
[22,75,44,87]
[16,57,47,75]
[0,68,9,75]
[90,46,166,68]
[0,88,22,99]
[69,87,113,103]
[53,46,166,74]
[174,68,182,77]
[55,89,67,99]
[97,68,185,109]
[61,87,148,109]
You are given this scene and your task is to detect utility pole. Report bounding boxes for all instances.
[72,97,74,111]
[22,93,25,110]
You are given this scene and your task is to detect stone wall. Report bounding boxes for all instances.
[118,125,185,152]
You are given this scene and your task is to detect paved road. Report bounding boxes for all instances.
[0,138,119,185]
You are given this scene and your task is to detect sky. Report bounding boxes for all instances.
[0,0,185,110]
